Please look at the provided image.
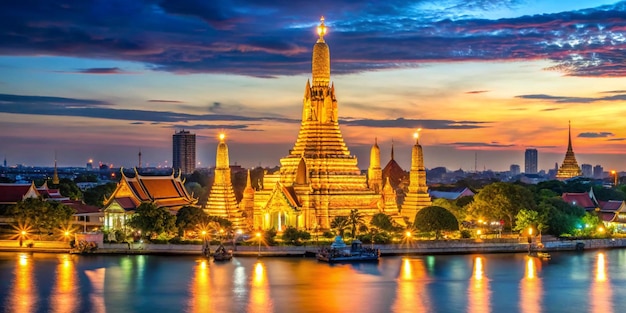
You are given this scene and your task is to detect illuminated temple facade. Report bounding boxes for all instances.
[248,18,430,231]
[556,121,582,180]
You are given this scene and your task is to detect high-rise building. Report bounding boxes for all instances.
[172,130,196,175]
[593,165,604,179]
[556,121,582,180]
[510,164,521,175]
[581,164,592,177]
[524,149,538,174]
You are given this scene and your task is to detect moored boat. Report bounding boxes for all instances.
[213,244,233,262]
[316,236,380,263]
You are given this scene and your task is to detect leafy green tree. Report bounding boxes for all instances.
[347,209,366,238]
[56,178,82,200]
[514,209,548,235]
[176,206,208,237]
[281,226,311,245]
[83,182,117,207]
[538,197,584,236]
[579,212,603,237]
[468,182,535,231]
[11,198,75,237]
[433,198,467,222]
[128,202,176,239]
[370,213,395,231]
[330,216,349,237]
[413,206,459,239]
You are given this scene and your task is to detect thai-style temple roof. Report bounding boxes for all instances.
[429,187,475,200]
[562,192,597,211]
[382,159,406,190]
[556,121,582,180]
[104,169,197,212]
[0,182,40,204]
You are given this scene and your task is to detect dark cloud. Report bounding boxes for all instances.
[0,1,625,77]
[608,138,626,141]
[465,90,489,94]
[0,93,299,124]
[516,93,626,103]
[578,132,614,138]
[449,142,517,148]
[340,118,489,129]
[148,99,185,103]
[169,124,250,130]
[76,67,126,74]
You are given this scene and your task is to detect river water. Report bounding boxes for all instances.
[0,249,624,313]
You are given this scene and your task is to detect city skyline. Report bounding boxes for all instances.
[1,1,626,172]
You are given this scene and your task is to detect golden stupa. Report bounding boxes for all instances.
[206,133,246,229]
[556,121,582,180]
[401,130,432,218]
[249,18,431,231]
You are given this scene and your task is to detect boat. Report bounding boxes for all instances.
[316,236,380,263]
[213,244,233,262]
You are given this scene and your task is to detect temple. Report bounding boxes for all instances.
[401,130,432,219]
[205,133,246,229]
[556,121,582,180]
[249,18,430,231]
[103,169,197,231]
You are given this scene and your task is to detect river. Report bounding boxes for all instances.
[0,249,624,313]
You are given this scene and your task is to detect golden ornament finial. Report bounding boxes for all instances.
[414,128,422,143]
[317,16,327,39]
[219,133,226,142]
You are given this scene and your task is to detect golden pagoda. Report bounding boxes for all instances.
[252,18,387,231]
[206,133,246,229]
[52,152,60,185]
[368,138,383,193]
[556,121,582,180]
[401,130,432,221]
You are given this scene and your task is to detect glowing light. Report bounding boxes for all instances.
[317,16,327,38]
[528,228,533,236]
[256,232,261,238]
[473,257,484,280]
[219,133,225,141]
[596,252,606,282]
[405,231,412,238]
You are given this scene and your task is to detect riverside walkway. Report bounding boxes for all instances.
[1,237,625,257]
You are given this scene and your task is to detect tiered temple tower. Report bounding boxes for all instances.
[206,133,245,229]
[401,130,432,222]
[368,138,383,193]
[252,18,386,231]
[556,121,582,180]
[52,152,60,185]
[239,170,255,228]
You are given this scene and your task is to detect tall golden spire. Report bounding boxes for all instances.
[52,151,59,185]
[368,138,382,193]
[403,129,431,221]
[556,121,582,180]
[317,16,327,41]
[312,16,330,86]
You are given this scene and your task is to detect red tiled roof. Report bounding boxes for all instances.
[141,179,183,199]
[598,200,623,212]
[63,200,102,214]
[562,193,596,209]
[116,197,139,210]
[0,184,38,203]
[128,180,150,201]
[598,212,616,222]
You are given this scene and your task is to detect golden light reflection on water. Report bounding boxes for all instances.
[248,261,273,313]
[84,267,106,313]
[392,257,431,313]
[7,253,36,313]
[188,259,210,313]
[519,257,542,313]
[591,252,612,313]
[468,256,491,313]
[51,254,79,313]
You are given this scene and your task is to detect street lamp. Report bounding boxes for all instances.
[611,170,618,186]
[201,230,208,257]
[64,231,70,242]
[256,232,261,257]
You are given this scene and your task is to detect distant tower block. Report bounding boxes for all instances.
[524,148,538,174]
[138,150,142,169]
[205,133,245,229]
[556,121,582,180]
[401,130,432,222]
[172,130,196,175]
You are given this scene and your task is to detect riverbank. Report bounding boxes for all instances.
[1,237,625,257]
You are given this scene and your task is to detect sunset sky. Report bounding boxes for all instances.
[1,0,626,172]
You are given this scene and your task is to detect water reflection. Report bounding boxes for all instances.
[519,257,542,313]
[85,268,106,313]
[468,256,491,313]
[591,252,612,313]
[6,253,37,313]
[188,259,210,313]
[392,257,431,312]
[248,261,273,313]
[51,254,79,313]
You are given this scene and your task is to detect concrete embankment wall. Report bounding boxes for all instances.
[1,238,625,256]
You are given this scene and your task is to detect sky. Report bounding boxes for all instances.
[1,0,626,172]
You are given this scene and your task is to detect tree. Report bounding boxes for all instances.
[348,209,366,238]
[83,182,117,207]
[330,216,349,237]
[413,206,459,239]
[432,198,467,222]
[56,178,82,200]
[11,198,75,237]
[514,209,548,235]
[281,226,311,245]
[370,213,395,232]
[127,202,176,239]
[468,182,535,231]
[176,206,208,237]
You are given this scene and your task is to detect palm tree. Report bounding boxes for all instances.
[330,216,349,237]
[348,209,366,238]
